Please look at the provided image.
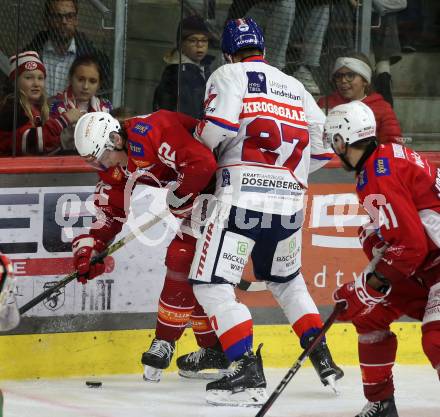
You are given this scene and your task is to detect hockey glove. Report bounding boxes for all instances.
[333,271,391,321]
[72,234,107,284]
[166,183,194,219]
[359,223,388,263]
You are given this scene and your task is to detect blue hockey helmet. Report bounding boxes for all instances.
[221,17,265,56]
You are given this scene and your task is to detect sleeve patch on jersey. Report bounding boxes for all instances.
[131,122,151,136]
[128,140,145,157]
[246,71,267,94]
[356,169,368,191]
[392,143,405,159]
[221,168,231,187]
[374,158,390,176]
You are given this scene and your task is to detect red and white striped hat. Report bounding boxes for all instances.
[9,51,46,80]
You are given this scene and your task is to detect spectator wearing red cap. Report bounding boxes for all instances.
[0,51,83,155]
[153,15,215,119]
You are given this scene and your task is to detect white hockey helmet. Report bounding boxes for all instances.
[74,112,121,159]
[323,101,376,149]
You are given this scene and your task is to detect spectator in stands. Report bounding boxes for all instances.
[318,52,402,144]
[398,0,440,52]
[226,0,329,94]
[0,51,82,155]
[153,15,214,119]
[371,4,405,107]
[25,0,110,96]
[50,55,112,153]
[324,1,403,107]
[398,0,423,53]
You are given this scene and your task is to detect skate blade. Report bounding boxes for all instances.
[206,388,268,407]
[178,367,232,381]
[323,375,340,395]
[143,365,162,383]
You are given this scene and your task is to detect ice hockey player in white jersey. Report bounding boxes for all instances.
[0,253,19,332]
[187,17,343,406]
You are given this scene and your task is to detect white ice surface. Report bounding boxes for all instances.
[1,366,438,417]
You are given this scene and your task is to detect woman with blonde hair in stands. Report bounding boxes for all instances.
[50,55,112,152]
[0,51,82,156]
[318,51,402,144]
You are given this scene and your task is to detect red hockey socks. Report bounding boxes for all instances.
[359,332,397,402]
[155,271,195,341]
[422,321,440,373]
[190,302,218,348]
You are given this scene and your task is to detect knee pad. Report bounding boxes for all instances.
[194,284,253,361]
[165,234,196,274]
[422,321,440,370]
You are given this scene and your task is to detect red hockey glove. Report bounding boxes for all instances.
[359,223,388,262]
[72,234,107,284]
[333,271,391,321]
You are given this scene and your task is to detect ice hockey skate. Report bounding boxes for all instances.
[177,346,231,380]
[205,344,267,407]
[141,338,175,382]
[356,396,399,417]
[307,337,344,393]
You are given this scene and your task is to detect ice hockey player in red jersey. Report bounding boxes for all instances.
[188,17,343,406]
[72,110,230,382]
[325,101,440,417]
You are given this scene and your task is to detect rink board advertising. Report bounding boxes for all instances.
[0,184,368,317]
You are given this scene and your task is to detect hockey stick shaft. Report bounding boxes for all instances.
[255,303,345,417]
[18,211,167,315]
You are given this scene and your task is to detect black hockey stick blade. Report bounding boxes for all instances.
[18,254,101,315]
[255,303,345,417]
[18,212,167,315]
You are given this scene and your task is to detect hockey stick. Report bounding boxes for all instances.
[18,211,168,315]
[255,302,345,417]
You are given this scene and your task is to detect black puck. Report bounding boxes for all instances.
[86,381,102,388]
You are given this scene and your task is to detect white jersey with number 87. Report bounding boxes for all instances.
[195,57,333,215]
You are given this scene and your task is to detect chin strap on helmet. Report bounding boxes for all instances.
[353,140,378,173]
